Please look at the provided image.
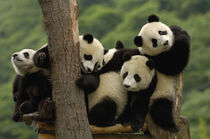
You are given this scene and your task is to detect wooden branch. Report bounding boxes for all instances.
[91,124,147,134]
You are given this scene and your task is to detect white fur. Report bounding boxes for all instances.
[120,55,155,92]
[88,72,127,118]
[11,49,40,76]
[138,22,174,56]
[79,35,104,73]
[149,72,176,106]
[103,48,117,64]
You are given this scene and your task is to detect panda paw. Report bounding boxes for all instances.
[130,120,144,132]
[38,98,55,120]
[168,124,179,133]
[75,76,85,89]
[20,101,37,114]
[12,110,23,122]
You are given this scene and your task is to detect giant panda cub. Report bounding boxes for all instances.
[76,34,129,127]
[120,54,157,131]
[133,14,190,133]
[11,48,52,122]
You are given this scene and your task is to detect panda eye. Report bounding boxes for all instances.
[152,39,158,47]
[123,72,128,79]
[158,31,167,35]
[23,52,29,58]
[84,54,92,61]
[134,74,141,82]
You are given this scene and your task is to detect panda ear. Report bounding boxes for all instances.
[104,49,108,55]
[146,59,155,70]
[134,36,143,47]
[115,40,124,49]
[83,34,94,44]
[123,52,132,62]
[148,14,160,23]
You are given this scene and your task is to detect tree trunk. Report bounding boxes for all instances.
[38,0,93,138]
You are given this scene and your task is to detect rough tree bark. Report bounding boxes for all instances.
[38,0,93,138]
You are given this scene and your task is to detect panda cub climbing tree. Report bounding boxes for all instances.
[11,45,54,122]
[133,14,190,133]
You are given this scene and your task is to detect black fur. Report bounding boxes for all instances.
[12,71,52,122]
[104,49,109,55]
[115,40,124,49]
[99,48,140,74]
[88,97,117,127]
[83,34,94,44]
[145,25,190,75]
[134,36,143,47]
[76,47,140,126]
[146,60,155,70]
[75,73,100,94]
[33,44,50,69]
[150,98,179,133]
[148,14,160,23]
[121,73,157,131]
[37,97,55,121]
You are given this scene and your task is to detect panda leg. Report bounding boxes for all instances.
[150,98,179,133]
[88,97,117,127]
[130,96,150,131]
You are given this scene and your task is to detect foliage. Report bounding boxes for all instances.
[0,0,209,138]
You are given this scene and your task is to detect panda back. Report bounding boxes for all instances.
[88,72,127,117]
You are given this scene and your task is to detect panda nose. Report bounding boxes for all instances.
[164,40,168,46]
[124,84,130,88]
[12,54,18,58]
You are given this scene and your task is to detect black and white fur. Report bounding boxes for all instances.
[120,54,157,131]
[79,34,104,73]
[76,35,140,126]
[133,14,190,133]
[134,14,190,76]
[11,48,52,122]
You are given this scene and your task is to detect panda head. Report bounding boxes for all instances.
[134,14,174,56]
[120,54,155,92]
[11,49,40,76]
[79,34,104,73]
[103,40,124,65]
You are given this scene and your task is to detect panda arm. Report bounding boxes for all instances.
[33,45,50,69]
[12,75,21,102]
[75,74,100,94]
[152,26,190,75]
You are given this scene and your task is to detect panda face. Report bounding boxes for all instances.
[79,35,104,73]
[11,49,40,76]
[136,22,174,56]
[120,55,155,92]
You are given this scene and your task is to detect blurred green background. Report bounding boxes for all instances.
[0,0,209,138]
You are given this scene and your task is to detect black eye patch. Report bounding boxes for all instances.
[152,39,158,47]
[23,52,29,58]
[123,72,128,79]
[84,54,92,60]
[158,31,167,35]
[134,74,141,82]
